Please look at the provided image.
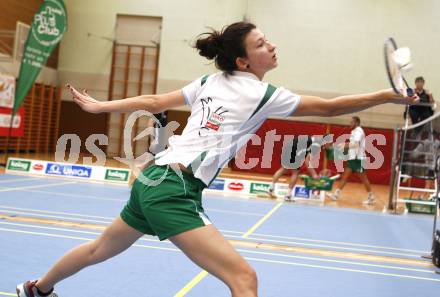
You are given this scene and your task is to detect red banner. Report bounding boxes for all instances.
[232,119,394,185]
[0,107,25,137]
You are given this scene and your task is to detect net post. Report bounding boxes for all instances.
[388,126,400,211]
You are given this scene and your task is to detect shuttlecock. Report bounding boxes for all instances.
[392,47,412,72]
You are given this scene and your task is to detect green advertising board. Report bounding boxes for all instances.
[7,159,31,172]
[105,169,129,182]
[250,182,271,194]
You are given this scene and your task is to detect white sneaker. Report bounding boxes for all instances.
[362,194,375,205]
[16,280,58,297]
[328,189,340,201]
[284,195,294,202]
[267,188,276,198]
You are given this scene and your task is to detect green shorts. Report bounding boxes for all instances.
[347,159,365,173]
[120,165,209,240]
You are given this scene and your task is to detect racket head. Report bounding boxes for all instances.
[384,37,404,95]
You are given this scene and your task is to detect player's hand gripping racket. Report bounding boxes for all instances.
[384,37,414,97]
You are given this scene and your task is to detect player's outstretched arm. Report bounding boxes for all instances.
[67,84,185,114]
[294,89,418,117]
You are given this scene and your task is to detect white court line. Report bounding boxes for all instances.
[0,206,426,257]
[0,177,43,184]
[250,232,428,254]
[0,210,111,224]
[236,248,434,274]
[244,257,440,282]
[226,234,424,258]
[0,181,77,192]
[218,229,244,234]
[0,226,178,252]
[0,220,432,274]
[0,226,439,283]
[204,208,262,216]
[205,193,432,222]
[4,191,263,216]
[223,235,420,258]
[0,221,160,244]
[286,203,432,221]
[20,189,127,202]
[0,205,115,220]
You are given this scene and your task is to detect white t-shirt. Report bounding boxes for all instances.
[155,71,301,185]
[348,126,365,160]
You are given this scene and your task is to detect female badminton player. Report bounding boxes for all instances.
[17,22,417,297]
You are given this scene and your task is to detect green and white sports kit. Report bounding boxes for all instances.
[121,71,301,240]
[347,126,366,173]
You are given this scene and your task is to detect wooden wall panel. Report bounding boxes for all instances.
[58,101,108,154]
[0,83,61,155]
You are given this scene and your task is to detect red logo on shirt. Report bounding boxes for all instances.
[228,182,244,191]
[205,112,225,131]
[205,121,220,131]
[199,98,228,137]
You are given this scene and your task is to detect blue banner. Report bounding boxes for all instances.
[294,186,310,198]
[208,179,225,191]
[46,163,91,178]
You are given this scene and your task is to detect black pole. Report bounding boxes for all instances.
[393,105,412,213]
[388,127,399,211]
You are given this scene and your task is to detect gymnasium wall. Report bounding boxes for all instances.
[247,0,440,128]
[58,0,247,98]
[57,0,440,130]
[55,0,248,149]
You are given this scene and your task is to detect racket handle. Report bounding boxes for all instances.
[407,88,414,97]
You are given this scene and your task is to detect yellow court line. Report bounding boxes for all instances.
[0,217,433,273]
[242,202,284,238]
[0,213,431,266]
[0,292,16,296]
[1,226,439,283]
[173,201,284,297]
[0,219,433,272]
[173,271,209,297]
[0,211,423,258]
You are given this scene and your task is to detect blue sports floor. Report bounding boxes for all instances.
[0,173,439,297]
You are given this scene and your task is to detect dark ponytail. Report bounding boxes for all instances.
[194,22,256,74]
